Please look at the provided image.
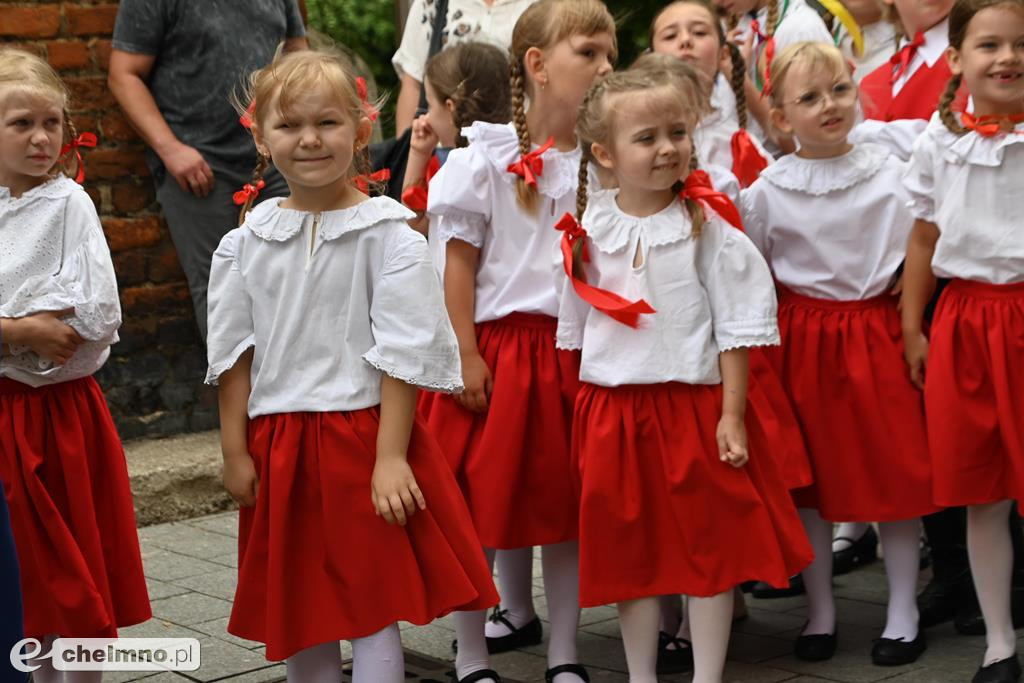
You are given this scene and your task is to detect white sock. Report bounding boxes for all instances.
[541,540,583,683]
[486,547,537,638]
[798,508,836,636]
[617,597,660,683]
[833,522,871,552]
[688,590,733,683]
[968,500,1017,665]
[351,624,403,683]
[454,548,498,682]
[285,641,341,683]
[878,518,921,641]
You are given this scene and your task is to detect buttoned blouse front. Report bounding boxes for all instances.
[903,113,1024,285]
[205,197,463,418]
[556,190,779,387]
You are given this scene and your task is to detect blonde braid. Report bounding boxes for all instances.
[728,43,749,129]
[569,155,590,280]
[510,57,539,212]
[237,153,270,225]
[684,151,705,238]
[765,0,781,37]
[938,74,966,136]
[60,106,83,180]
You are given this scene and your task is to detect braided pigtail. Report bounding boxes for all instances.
[570,154,590,279]
[938,73,966,136]
[510,57,540,213]
[237,153,269,225]
[60,107,82,180]
[728,42,749,130]
[765,0,781,37]
[684,152,705,238]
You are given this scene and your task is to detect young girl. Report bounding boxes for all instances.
[0,48,151,679]
[421,2,615,681]
[558,64,812,683]
[902,1,1024,680]
[207,48,498,683]
[741,41,939,665]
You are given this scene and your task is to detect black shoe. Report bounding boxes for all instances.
[832,526,879,576]
[451,669,502,683]
[871,632,927,666]
[656,631,694,674]
[485,609,543,654]
[794,630,838,661]
[545,663,589,682]
[917,572,970,628]
[973,655,1022,683]
[752,574,805,598]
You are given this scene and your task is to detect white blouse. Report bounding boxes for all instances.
[694,75,773,173]
[0,176,121,387]
[740,143,912,300]
[892,19,948,97]
[427,121,584,323]
[556,190,779,387]
[835,20,896,84]
[205,197,463,418]
[903,113,1024,285]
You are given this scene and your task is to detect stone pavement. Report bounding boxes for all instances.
[102,510,1024,682]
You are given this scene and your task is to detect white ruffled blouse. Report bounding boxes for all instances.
[556,190,779,387]
[205,196,463,418]
[740,143,912,300]
[0,176,121,387]
[427,121,583,323]
[903,113,1024,284]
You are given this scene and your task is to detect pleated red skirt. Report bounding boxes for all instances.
[748,348,814,490]
[926,279,1024,507]
[418,313,581,549]
[573,382,813,607]
[0,376,150,638]
[230,408,499,661]
[777,290,938,521]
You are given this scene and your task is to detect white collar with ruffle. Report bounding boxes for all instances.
[923,111,1024,167]
[244,195,415,242]
[461,121,583,200]
[583,189,694,255]
[758,143,890,196]
[0,175,78,205]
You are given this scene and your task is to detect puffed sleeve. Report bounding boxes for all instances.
[902,129,938,222]
[362,227,464,393]
[554,236,590,351]
[738,186,770,260]
[697,219,780,352]
[849,118,927,161]
[391,0,433,82]
[426,145,491,248]
[205,230,255,385]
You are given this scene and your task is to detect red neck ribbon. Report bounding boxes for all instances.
[961,112,1024,137]
[232,179,266,206]
[354,168,391,194]
[507,136,555,188]
[60,132,97,184]
[401,153,441,212]
[679,170,744,231]
[555,212,656,328]
[730,130,770,188]
[890,31,925,84]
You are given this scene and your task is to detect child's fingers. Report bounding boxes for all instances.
[388,494,408,526]
[410,482,426,510]
[399,487,418,517]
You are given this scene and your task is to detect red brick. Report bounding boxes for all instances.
[102,216,163,252]
[86,147,150,180]
[148,242,186,283]
[70,113,97,136]
[0,7,61,38]
[120,283,192,315]
[100,111,136,142]
[65,4,120,37]
[91,39,112,70]
[64,76,117,111]
[112,250,148,286]
[112,182,155,213]
[47,40,90,70]
[83,185,101,209]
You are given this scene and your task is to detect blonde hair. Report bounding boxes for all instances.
[768,41,849,106]
[509,0,617,212]
[0,48,84,182]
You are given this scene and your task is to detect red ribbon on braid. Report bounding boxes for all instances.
[60,132,97,184]
[239,101,256,129]
[751,20,776,98]
[232,179,265,206]
[355,77,380,122]
[354,168,391,193]
[961,112,1024,137]
[730,129,769,188]
[401,153,441,211]
[507,136,554,188]
[679,170,744,230]
[555,213,656,328]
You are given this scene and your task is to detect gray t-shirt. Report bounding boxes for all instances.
[112,0,305,169]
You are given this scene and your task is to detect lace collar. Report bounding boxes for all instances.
[245,196,415,242]
[583,189,694,255]
[923,112,1024,167]
[0,175,78,205]
[462,121,582,200]
[759,143,889,195]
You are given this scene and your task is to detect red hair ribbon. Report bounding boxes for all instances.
[555,212,656,328]
[730,130,769,188]
[507,136,555,188]
[355,76,380,122]
[232,179,265,206]
[679,170,744,231]
[401,153,441,211]
[961,112,1024,138]
[239,101,256,129]
[889,31,925,85]
[354,168,391,193]
[60,131,97,184]
[751,20,776,99]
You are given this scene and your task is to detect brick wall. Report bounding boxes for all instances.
[2,2,216,439]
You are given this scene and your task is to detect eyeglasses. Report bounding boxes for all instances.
[786,81,858,110]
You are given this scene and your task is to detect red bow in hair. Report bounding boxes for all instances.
[239,101,256,129]
[679,170,744,231]
[354,168,391,193]
[889,31,925,84]
[555,213,656,328]
[232,179,265,206]
[60,132,97,184]
[961,112,1024,137]
[751,20,776,98]
[355,77,380,122]
[401,154,441,211]
[730,130,769,188]
[507,136,555,188]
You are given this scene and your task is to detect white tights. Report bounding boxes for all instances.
[968,500,1017,665]
[485,547,537,637]
[285,625,403,683]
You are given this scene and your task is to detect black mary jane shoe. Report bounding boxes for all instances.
[545,663,590,682]
[751,574,806,599]
[871,632,927,666]
[656,631,694,674]
[973,655,1022,683]
[484,608,543,654]
[451,669,502,683]
[794,630,838,661]
[832,526,879,576]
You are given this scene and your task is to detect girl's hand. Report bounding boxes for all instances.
[728,27,755,70]
[716,413,749,468]
[457,352,493,412]
[903,330,929,390]
[409,114,439,157]
[223,452,259,507]
[371,456,426,526]
[7,310,84,365]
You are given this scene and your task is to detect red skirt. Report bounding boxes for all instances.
[573,382,813,607]
[748,348,814,490]
[418,313,581,549]
[230,408,499,661]
[777,290,938,521]
[0,377,150,638]
[926,280,1024,507]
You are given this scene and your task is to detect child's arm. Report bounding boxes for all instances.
[901,219,939,389]
[445,239,492,412]
[372,374,426,526]
[0,311,83,364]
[717,347,750,468]
[403,115,439,235]
[218,347,258,507]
